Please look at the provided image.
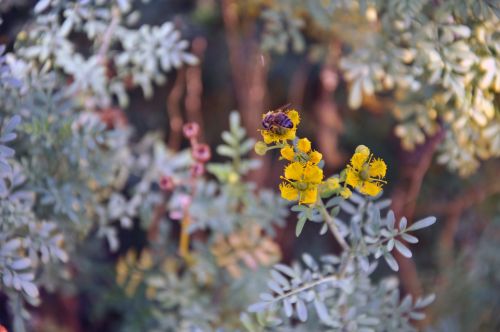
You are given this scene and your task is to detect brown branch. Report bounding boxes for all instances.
[185,37,207,140]
[390,129,444,299]
[221,0,269,185]
[288,61,310,107]
[166,69,186,150]
[426,180,500,271]
[314,40,344,168]
[147,203,166,243]
[221,0,246,107]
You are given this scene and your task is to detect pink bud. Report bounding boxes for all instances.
[159,175,175,191]
[191,163,205,177]
[179,194,192,209]
[169,210,183,220]
[183,122,200,139]
[192,143,211,163]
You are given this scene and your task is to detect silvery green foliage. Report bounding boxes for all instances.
[164,112,288,235]
[0,113,69,332]
[247,193,437,331]
[260,6,305,54]
[109,112,289,331]
[17,0,198,107]
[120,112,287,238]
[258,0,500,176]
[1,41,134,329]
[0,1,198,328]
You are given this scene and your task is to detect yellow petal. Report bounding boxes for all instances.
[369,158,387,178]
[280,183,299,201]
[261,130,275,144]
[345,168,361,188]
[287,110,300,127]
[360,181,382,196]
[303,164,323,184]
[284,128,297,141]
[284,162,304,181]
[280,146,295,161]
[300,187,318,204]
[297,138,311,153]
[309,150,322,164]
[340,187,352,199]
[350,151,369,170]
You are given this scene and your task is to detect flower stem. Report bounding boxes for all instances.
[317,198,350,251]
[179,213,191,258]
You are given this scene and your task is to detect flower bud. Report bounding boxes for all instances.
[159,175,175,191]
[254,141,268,156]
[183,122,200,139]
[192,143,211,163]
[340,187,352,199]
[190,163,205,177]
[228,172,240,184]
[355,145,370,155]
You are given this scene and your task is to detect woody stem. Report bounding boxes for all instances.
[317,198,350,252]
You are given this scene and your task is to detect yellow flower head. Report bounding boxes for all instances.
[297,138,311,153]
[280,145,295,161]
[280,162,323,204]
[260,109,300,144]
[345,146,387,196]
[279,139,322,165]
[309,150,322,164]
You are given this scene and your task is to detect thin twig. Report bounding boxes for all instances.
[317,198,350,251]
[97,6,120,64]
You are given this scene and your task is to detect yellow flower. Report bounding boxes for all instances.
[280,145,295,161]
[280,139,322,165]
[280,162,323,204]
[325,177,340,190]
[309,151,322,164]
[297,138,311,153]
[260,110,300,144]
[345,146,387,196]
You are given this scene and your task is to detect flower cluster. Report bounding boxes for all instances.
[255,108,387,205]
[345,145,387,196]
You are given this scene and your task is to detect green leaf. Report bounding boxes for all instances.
[221,131,237,146]
[383,253,399,271]
[330,206,340,217]
[296,217,307,237]
[217,145,235,157]
[407,216,436,231]
[326,196,342,208]
[291,205,306,212]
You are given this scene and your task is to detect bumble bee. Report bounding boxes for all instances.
[262,103,293,135]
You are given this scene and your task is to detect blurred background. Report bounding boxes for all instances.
[0,0,499,331]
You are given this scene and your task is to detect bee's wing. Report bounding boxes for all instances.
[271,102,292,112]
